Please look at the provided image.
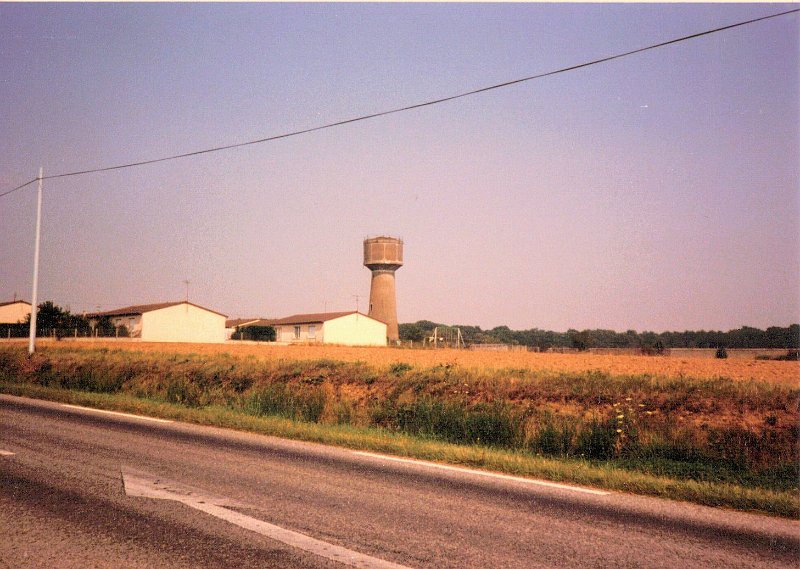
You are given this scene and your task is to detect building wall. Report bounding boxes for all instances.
[275,323,322,343]
[0,302,31,324]
[322,313,387,346]
[111,315,142,337]
[141,303,225,343]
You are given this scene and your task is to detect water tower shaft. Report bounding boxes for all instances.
[363,236,403,342]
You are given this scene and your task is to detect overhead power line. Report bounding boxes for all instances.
[1,8,797,199]
[0,177,38,199]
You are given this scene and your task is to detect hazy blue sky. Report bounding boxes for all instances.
[1,3,798,332]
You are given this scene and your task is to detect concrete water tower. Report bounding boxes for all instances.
[363,236,403,342]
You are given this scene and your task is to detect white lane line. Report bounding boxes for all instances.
[61,404,173,424]
[123,471,412,569]
[353,451,610,496]
[0,450,15,456]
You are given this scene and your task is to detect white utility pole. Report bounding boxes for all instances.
[28,167,43,355]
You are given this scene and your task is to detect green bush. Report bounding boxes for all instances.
[578,420,618,460]
[245,384,326,423]
[387,399,520,448]
[389,362,413,375]
[166,378,201,407]
[232,325,276,342]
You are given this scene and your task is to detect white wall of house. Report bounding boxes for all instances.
[0,302,31,324]
[140,303,226,343]
[275,323,321,343]
[322,313,387,346]
[111,315,142,337]
[274,314,386,346]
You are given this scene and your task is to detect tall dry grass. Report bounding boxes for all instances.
[1,344,796,494]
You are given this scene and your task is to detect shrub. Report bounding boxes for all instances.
[715,346,728,359]
[245,384,326,422]
[387,399,520,448]
[232,325,276,342]
[578,420,617,460]
[389,362,413,375]
[166,377,201,407]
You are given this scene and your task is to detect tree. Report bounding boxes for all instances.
[27,301,67,330]
[94,316,116,337]
[25,301,91,338]
[569,330,591,351]
[398,323,426,343]
[233,325,276,342]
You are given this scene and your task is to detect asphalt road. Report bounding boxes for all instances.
[1,394,797,568]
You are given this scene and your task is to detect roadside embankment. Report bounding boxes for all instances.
[1,344,797,517]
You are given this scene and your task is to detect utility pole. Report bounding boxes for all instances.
[28,167,43,355]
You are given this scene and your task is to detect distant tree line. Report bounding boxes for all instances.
[399,321,799,350]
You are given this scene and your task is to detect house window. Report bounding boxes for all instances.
[294,325,301,339]
[308,325,316,339]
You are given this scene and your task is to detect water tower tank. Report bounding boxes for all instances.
[363,236,403,342]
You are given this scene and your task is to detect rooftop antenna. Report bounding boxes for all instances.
[351,294,362,313]
[182,280,190,302]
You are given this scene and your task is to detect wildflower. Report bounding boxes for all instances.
[616,429,623,433]
[625,397,632,401]
[616,414,624,419]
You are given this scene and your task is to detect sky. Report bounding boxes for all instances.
[1,3,798,333]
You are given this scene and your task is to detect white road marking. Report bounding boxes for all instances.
[122,471,413,569]
[0,450,15,456]
[61,404,173,423]
[353,451,610,496]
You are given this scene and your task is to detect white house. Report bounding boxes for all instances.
[0,300,31,324]
[272,311,387,346]
[87,301,227,343]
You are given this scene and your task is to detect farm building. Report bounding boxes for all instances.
[87,301,227,343]
[0,300,31,324]
[272,311,387,346]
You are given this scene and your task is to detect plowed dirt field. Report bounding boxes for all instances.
[42,340,799,385]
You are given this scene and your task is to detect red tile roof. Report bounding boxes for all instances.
[270,311,368,325]
[0,300,30,307]
[86,301,227,318]
[225,318,262,328]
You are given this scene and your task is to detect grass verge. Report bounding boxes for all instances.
[2,380,797,519]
